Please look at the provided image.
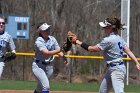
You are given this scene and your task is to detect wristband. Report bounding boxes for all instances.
[80,42,90,51]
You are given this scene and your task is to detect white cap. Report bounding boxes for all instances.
[38,23,51,31]
[99,20,112,27]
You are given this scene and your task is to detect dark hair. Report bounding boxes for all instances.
[37,22,51,37]
[106,17,124,31]
[37,22,45,37]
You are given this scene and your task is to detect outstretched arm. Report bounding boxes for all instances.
[41,48,61,55]
[123,45,140,70]
[73,38,101,52]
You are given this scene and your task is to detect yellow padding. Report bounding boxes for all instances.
[16,52,140,61]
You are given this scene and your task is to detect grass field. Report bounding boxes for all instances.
[0,80,140,92]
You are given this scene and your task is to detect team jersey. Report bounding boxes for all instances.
[0,32,16,57]
[34,35,60,62]
[97,32,126,63]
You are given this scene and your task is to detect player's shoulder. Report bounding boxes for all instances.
[35,37,45,45]
[100,36,113,44]
[104,34,118,41]
[3,32,11,37]
[1,32,12,40]
[117,35,124,40]
[48,35,55,39]
[48,35,57,41]
[36,37,44,42]
[102,37,110,42]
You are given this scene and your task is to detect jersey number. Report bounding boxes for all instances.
[0,40,6,50]
[118,42,123,56]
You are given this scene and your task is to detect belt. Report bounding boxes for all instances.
[107,62,124,67]
[106,58,123,64]
[35,60,52,65]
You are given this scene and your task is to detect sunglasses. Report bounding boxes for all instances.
[0,22,5,25]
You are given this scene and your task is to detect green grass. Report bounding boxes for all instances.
[0,80,140,92]
[50,82,99,92]
[0,80,36,90]
[125,84,140,92]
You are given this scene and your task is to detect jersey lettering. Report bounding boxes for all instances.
[0,40,6,50]
[118,42,123,56]
[0,45,2,50]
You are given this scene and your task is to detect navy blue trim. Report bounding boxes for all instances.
[107,62,124,67]
[35,60,52,65]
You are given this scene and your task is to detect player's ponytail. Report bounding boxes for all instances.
[106,17,124,32]
[37,22,45,37]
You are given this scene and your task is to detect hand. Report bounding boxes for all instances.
[136,63,140,70]
[58,52,64,57]
[57,52,68,64]
[62,54,68,65]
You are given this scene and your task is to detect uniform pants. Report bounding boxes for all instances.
[99,65,126,93]
[0,62,5,79]
[32,62,53,93]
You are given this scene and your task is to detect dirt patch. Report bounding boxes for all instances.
[0,90,95,93]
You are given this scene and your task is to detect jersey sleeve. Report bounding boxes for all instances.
[8,35,16,51]
[97,38,111,51]
[52,37,60,49]
[121,38,127,48]
[35,37,46,51]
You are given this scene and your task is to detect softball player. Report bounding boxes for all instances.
[0,16,16,78]
[32,22,64,93]
[72,17,140,93]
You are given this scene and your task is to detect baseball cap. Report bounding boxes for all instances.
[38,23,51,32]
[99,20,112,27]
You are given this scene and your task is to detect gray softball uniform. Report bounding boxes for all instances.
[0,32,16,78]
[32,35,60,92]
[97,32,126,93]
